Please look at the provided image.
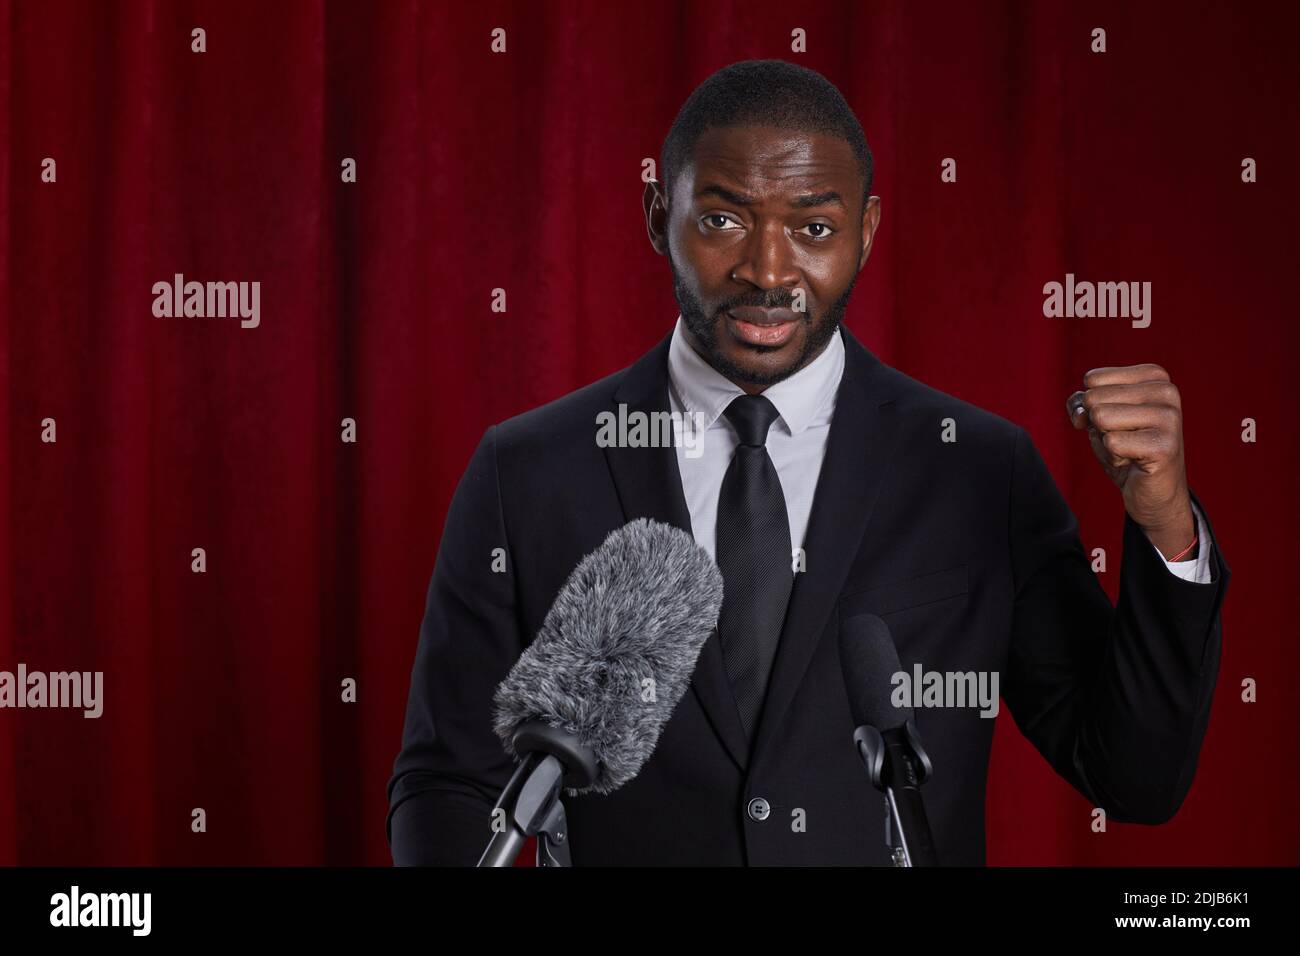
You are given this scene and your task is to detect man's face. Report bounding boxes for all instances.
[644,125,881,391]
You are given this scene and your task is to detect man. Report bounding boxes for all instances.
[386,60,1229,866]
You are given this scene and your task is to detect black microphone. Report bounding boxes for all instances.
[839,613,939,866]
[478,518,724,867]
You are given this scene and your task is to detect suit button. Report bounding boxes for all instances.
[747,797,771,822]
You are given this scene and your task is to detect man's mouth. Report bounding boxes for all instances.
[724,306,801,348]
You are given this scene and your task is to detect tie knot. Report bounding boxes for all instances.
[724,394,781,447]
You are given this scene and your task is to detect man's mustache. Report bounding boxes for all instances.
[715,289,805,315]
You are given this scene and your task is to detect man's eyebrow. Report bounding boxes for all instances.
[790,191,845,209]
[696,184,756,205]
[693,185,846,209]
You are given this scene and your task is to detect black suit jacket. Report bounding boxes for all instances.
[386,327,1230,865]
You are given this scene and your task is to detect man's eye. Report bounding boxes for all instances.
[798,223,834,238]
[703,214,740,230]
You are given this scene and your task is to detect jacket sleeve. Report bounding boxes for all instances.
[386,425,523,865]
[1002,427,1231,824]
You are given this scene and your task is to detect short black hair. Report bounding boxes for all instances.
[660,59,873,210]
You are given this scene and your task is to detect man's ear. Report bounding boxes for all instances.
[643,179,670,256]
[857,195,882,271]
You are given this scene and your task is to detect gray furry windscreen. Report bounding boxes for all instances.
[492,518,724,795]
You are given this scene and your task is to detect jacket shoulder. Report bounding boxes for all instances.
[870,359,1024,447]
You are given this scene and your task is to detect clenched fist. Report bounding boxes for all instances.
[1067,363,1197,561]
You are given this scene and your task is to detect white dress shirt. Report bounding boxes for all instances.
[664,315,1213,583]
[667,315,843,563]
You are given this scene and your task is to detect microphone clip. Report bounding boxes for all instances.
[484,720,598,867]
[853,718,933,791]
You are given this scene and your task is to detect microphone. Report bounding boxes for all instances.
[478,518,724,867]
[839,613,939,866]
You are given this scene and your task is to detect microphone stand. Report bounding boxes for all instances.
[477,721,597,867]
[853,719,939,867]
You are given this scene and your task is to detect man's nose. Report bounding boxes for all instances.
[730,221,800,290]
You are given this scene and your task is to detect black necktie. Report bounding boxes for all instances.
[715,394,795,741]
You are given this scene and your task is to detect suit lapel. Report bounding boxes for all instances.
[750,327,901,771]
[602,333,752,772]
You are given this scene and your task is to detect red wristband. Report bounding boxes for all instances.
[1168,534,1198,562]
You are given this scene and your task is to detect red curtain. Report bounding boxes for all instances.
[1,0,1295,865]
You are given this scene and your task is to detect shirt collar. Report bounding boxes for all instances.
[666,315,845,435]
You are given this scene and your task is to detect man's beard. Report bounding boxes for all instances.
[669,253,856,389]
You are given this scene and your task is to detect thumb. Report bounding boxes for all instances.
[1066,390,1089,430]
